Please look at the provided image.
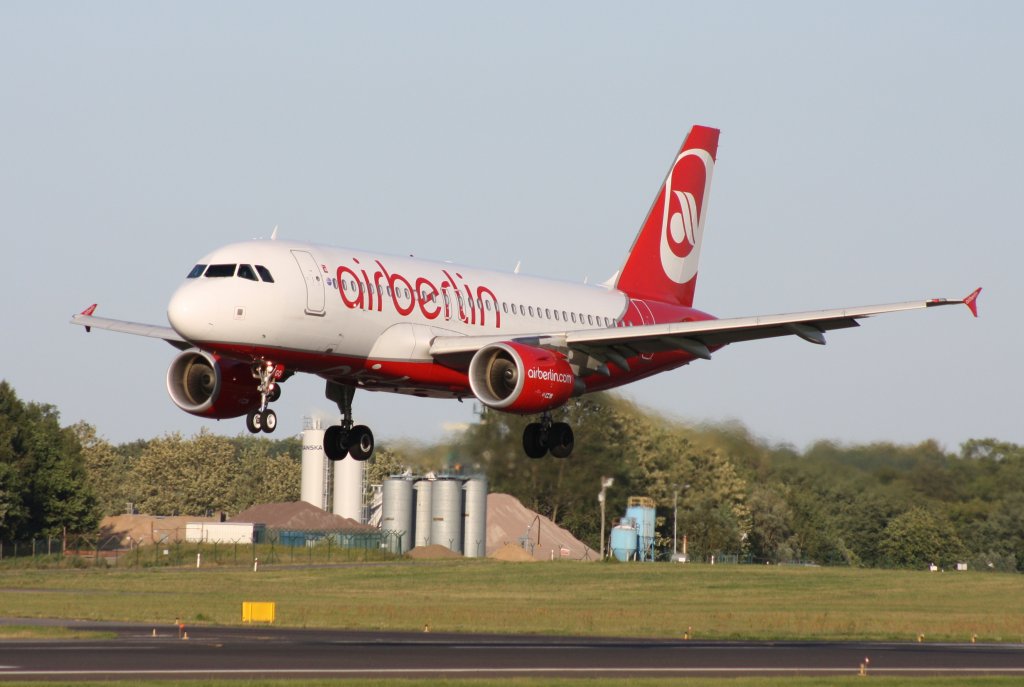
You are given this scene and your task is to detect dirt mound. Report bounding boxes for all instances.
[231,502,374,531]
[486,493,595,562]
[489,542,536,562]
[407,544,461,559]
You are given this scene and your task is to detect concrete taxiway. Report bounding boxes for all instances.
[1,619,1023,681]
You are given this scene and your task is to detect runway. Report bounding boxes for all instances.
[1,619,1023,680]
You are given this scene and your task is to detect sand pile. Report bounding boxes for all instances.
[489,542,536,562]
[486,493,595,562]
[408,544,461,560]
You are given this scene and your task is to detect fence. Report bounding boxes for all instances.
[0,529,405,569]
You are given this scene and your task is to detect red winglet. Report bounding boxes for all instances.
[79,303,98,332]
[963,287,982,318]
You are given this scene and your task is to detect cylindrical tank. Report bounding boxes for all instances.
[430,478,463,554]
[333,456,363,522]
[381,477,414,554]
[300,428,327,511]
[626,497,657,561]
[413,479,433,548]
[610,523,638,562]
[462,477,488,558]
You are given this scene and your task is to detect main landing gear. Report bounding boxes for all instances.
[523,412,574,459]
[245,361,284,434]
[323,382,374,462]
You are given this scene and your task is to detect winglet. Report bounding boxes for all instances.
[79,304,98,332]
[963,287,982,318]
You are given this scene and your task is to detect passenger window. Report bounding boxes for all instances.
[502,302,507,314]
[554,310,560,321]
[187,264,207,279]
[237,264,258,281]
[571,313,577,324]
[528,306,535,317]
[562,310,568,321]
[545,308,551,319]
[205,264,236,278]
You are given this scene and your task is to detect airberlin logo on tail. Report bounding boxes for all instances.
[659,149,715,285]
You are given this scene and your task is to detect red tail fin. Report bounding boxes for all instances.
[615,125,719,307]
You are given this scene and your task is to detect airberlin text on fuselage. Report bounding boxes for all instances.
[335,257,501,329]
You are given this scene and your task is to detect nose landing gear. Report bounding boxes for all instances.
[323,382,375,461]
[522,412,574,459]
[245,361,284,434]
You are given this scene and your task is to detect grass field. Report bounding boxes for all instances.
[1,679,1023,687]
[1,558,1022,642]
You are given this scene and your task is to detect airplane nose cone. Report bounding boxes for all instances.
[167,283,208,341]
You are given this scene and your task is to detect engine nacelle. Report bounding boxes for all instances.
[166,349,259,419]
[468,342,578,414]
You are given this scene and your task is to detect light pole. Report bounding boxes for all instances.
[673,483,689,562]
[599,477,614,560]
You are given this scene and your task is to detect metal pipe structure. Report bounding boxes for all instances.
[598,477,613,560]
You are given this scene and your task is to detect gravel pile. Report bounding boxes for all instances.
[486,493,595,562]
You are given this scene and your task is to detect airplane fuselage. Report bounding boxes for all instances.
[167,239,714,400]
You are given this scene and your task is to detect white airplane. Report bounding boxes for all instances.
[72,125,980,461]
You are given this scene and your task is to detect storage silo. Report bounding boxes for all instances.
[413,479,433,548]
[430,478,463,553]
[626,497,657,562]
[333,456,363,522]
[610,520,638,562]
[462,477,488,558]
[300,425,328,511]
[381,477,414,554]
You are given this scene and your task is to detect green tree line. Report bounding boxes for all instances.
[3,380,1022,571]
[456,394,1024,571]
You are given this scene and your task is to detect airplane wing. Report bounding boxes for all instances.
[70,304,191,351]
[429,288,982,375]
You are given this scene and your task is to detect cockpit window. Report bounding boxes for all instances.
[255,265,274,283]
[205,264,236,278]
[237,264,258,281]
[187,264,207,279]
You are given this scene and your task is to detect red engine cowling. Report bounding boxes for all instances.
[468,342,578,414]
[165,349,259,419]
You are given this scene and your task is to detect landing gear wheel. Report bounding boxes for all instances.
[246,410,263,434]
[549,422,574,458]
[348,425,375,461]
[523,423,548,459]
[323,425,348,461]
[268,385,282,402]
[260,409,277,433]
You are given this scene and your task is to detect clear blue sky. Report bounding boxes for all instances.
[3,2,1019,451]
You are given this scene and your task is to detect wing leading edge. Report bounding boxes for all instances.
[429,288,982,375]
[70,304,190,351]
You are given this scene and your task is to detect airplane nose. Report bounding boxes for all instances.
[167,283,208,341]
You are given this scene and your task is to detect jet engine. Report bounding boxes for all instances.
[166,349,259,419]
[468,342,579,414]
